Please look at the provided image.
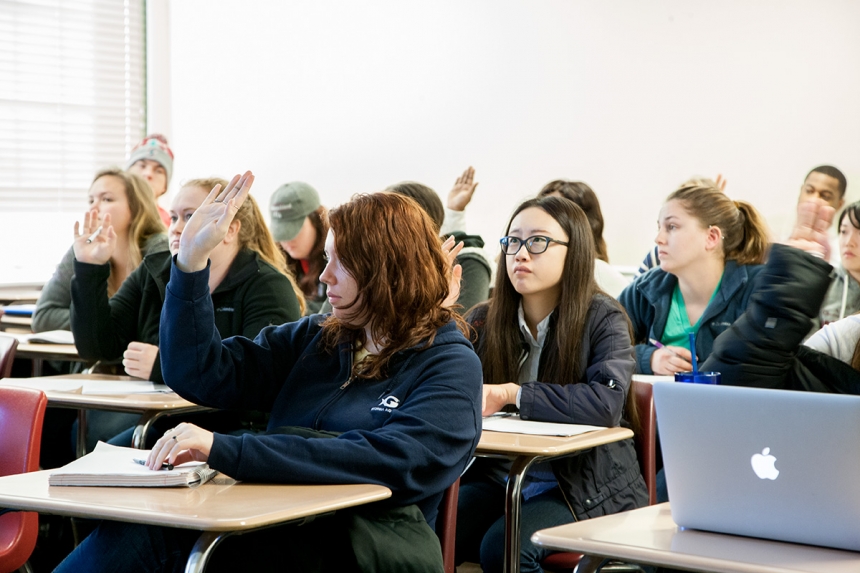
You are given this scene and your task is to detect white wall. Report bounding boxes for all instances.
[164,0,860,267]
[5,1,860,284]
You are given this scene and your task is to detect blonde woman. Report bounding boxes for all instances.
[33,168,167,333]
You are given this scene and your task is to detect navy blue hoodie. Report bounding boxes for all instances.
[159,261,483,525]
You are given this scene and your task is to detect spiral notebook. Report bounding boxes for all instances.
[49,442,218,488]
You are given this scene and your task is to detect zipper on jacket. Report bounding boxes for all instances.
[555,476,580,522]
[313,346,355,429]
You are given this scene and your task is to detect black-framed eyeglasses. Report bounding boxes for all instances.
[500,235,569,255]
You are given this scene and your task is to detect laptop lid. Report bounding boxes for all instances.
[654,382,860,551]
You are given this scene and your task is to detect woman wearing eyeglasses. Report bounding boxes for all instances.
[618,182,769,376]
[455,196,648,573]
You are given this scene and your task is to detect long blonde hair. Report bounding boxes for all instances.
[91,168,165,295]
[185,178,306,314]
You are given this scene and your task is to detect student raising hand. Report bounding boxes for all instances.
[447,166,479,212]
[786,200,835,259]
[176,171,255,272]
[73,210,117,265]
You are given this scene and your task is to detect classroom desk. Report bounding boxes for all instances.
[0,313,32,332]
[531,503,860,573]
[13,339,83,376]
[0,374,210,457]
[0,288,42,304]
[475,427,634,573]
[0,470,392,573]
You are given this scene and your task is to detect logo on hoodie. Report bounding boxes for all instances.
[371,395,400,413]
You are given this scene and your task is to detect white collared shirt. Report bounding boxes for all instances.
[516,303,552,407]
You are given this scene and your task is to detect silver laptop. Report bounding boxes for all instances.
[655,382,860,551]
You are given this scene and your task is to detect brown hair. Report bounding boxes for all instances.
[91,168,165,295]
[386,182,445,234]
[538,180,609,262]
[185,177,306,314]
[666,184,769,265]
[282,206,329,300]
[321,192,465,379]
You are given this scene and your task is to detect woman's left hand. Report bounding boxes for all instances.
[482,383,519,416]
[146,423,214,470]
[441,236,464,308]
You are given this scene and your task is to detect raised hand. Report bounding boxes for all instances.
[123,341,159,380]
[73,209,117,265]
[786,200,835,259]
[176,171,255,272]
[714,174,727,192]
[447,166,479,212]
[441,236,464,308]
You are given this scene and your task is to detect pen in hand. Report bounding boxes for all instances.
[85,225,104,244]
[649,338,680,356]
[133,458,173,471]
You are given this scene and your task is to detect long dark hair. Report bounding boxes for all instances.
[538,180,609,262]
[321,193,465,379]
[482,196,600,385]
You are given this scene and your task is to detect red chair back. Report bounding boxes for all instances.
[437,477,460,573]
[0,336,18,379]
[632,380,657,505]
[0,386,48,573]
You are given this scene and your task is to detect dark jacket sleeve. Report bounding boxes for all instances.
[519,300,633,427]
[33,246,76,332]
[618,279,657,374]
[69,259,166,381]
[702,244,833,390]
[237,270,302,338]
[160,261,307,411]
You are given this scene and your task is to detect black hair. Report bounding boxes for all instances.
[807,165,847,198]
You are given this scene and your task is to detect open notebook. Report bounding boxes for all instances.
[49,442,218,488]
[482,413,604,437]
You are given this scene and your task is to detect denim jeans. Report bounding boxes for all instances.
[455,475,575,573]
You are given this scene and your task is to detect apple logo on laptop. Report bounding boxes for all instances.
[751,447,779,480]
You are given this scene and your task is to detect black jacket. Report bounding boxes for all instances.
[70,249,302,383]
[468,297,648,520]
[703,244,860,394]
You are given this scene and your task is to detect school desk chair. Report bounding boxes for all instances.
[0,386,48,573]
[437,477,461,573]
[540,379,657,573]
[0,335,18,379]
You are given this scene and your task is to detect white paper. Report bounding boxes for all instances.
[632,374,675,384]
[81,380,171,395]
[481,414,605,436]
[49,442,215,487]
[17,330,75,345]
[0,378,84,392]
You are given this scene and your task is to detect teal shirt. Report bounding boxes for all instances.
[662,280,722,350]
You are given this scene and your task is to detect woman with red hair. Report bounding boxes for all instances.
[56,175,482,572]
